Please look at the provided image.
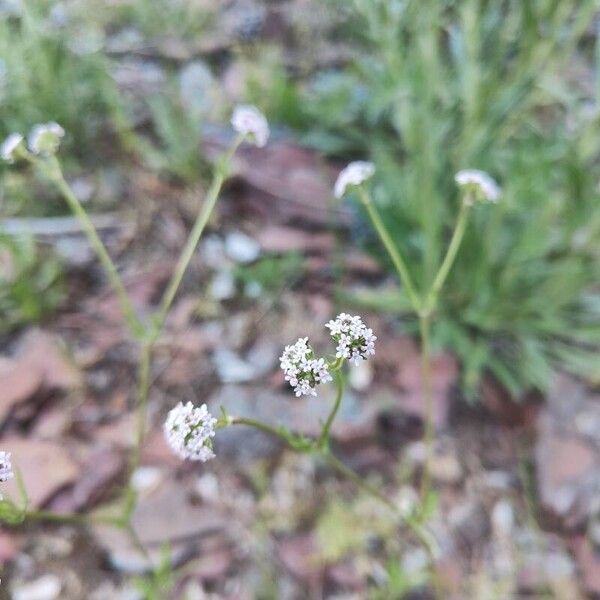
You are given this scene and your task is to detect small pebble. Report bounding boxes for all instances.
[12,574,61,600]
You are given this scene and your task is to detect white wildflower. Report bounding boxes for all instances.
[334,161,375,199]
[231,104,269,147]
[28,122,65,156]
[279,337,332,397]
[326,313,377,365]
[454,169,501,204]
[1,133,25,163]
[0,451,13,490]
[164,402,217,462]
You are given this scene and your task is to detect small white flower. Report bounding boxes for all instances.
[164,402,217,462]
[28,122,65,156]
[1,133,25,163]
[231,104,269,147]
[0,451,13,484]
[280,337,332,397]
[326,313,377,365]
[454,169,501,204]
[334,161,375,199]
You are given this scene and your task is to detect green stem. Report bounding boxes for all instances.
[318,370,344,449]
[228,416,295,444]
[152,135,244,337]
[419,313,434,501]
[126,523,152,563]
[323,451,439,561]
[324,450,397,511]
[427,201,470,310]
[40,156,143,336]
[224,416,440,562]
[358,187,422,312]
[26,509,121,527]
[123,340,152,521]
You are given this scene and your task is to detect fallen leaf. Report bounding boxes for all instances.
[0,357,43,424]
[17,329,82,391]
[2,438,79,508]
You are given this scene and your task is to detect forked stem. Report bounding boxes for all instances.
[427,201,471,309]
[152,134,244,337]
[358,187,421,312]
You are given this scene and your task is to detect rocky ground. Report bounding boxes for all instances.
[1,1,600,598]
[1,137,600,598]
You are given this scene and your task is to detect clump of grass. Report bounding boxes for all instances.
[0,0,130,160]
[0,235,63,332]
[268,0,600,396]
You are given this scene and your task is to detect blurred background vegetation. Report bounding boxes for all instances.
[2,0,600,397]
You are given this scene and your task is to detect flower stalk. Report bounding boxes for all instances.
[0,109,264,549]
[345,164,499,502]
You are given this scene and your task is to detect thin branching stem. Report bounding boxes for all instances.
[427,201,471,308]
[152,135,244,336]
[123,340,152,521]
[25,509,121,527]
[227,416,294,443]
[358,187,422,312]
[40,156,143,336]
[419,312,433,501]
[318,370,344,449]
[323,451,439,563]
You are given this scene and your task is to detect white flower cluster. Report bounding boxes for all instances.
[326,313,377,365]
[279,337,332,397]
[0,451,13,499]
[1,122,65,163]
[454,169,501,204]
[334,161,375,198]
[231,104,269,147]
[164,402,217,462]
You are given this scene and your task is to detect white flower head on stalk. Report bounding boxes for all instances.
[28,122,65,156]
[231,104,269,147]
[280,337,332,397]
[334,161,375,199]
[326,313,377,365]
[164,402,217,462]
[0,451,13,498]
[454,169,501,204]
[1,133,25,163]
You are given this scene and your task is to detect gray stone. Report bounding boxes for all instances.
[225,231,261,264]
[212,347,255,383]
[93,478,226,574]
[11,575,61,600]
[179,60,218,121]
[210,269,236,301]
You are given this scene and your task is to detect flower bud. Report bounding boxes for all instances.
[231,104,269,147]
[28,122,65,156]
[334,161,375,198]
[454,169,500,204]
[1,133,25,163]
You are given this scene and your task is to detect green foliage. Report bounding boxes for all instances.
[137,90,206,184]
[276,0,600,396]
[234,252,305,298]
[0,235,63,332]
[113,0,214,40]
[132,544,175,600]
[0,0,130,159]
[316,497,396,563]
[370,558,429,600]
